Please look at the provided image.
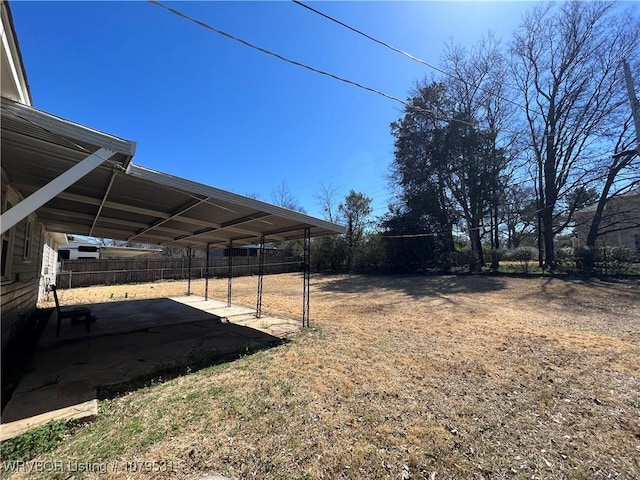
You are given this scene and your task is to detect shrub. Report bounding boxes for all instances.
[573,246,635,275]
[556,246,575,267]
[511,247,538,273]
[450,247,471,272]
[488,248,501,270]
[556,247,577,272]
[599,246,634,275]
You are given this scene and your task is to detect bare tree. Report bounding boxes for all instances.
[580,112,640,271]
[511,1,640,269]
[441,33,516,270]
[502,183,537,249]
[271,181,306,213]
[315,182,340,223]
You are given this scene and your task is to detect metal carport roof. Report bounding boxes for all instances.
[1,97,345,246]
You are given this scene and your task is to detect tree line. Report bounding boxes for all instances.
[312,1,640,275]
[78,2,639,277]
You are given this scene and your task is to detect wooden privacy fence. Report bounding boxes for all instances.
[56,256,301,289]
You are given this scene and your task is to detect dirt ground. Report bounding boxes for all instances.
[13,273,640,479]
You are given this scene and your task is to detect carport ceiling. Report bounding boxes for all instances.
[1,97,345,248]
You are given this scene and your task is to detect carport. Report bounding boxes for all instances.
[1,97,345,325]
[0,96,344,440]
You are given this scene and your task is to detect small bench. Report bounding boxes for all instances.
[50,285,93,337]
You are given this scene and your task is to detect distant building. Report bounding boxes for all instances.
[58,241,100,261]
[58,240,162,260]
[573,189,640,255]
[210,245,279,258]
[39,233,67,300]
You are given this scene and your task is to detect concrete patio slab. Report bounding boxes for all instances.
[170,296,256,320]
[1,296,302,441]
[39,297,222,348]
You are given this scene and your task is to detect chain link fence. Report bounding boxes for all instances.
[56,256,301,289]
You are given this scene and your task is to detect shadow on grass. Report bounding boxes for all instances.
[1,319,285,461]
[514,273,640,313]
[317,273,508,300]
[96,337,286,401]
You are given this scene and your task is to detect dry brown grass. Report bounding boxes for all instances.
[10,274,640,479]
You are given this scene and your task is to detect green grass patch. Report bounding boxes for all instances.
[52,370,232,462]
[0,420,71,462]
[69,408,169,461]
[208,385,225,397]
[497,263,545,274]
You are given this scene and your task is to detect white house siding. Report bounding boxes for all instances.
[1,179,44,348]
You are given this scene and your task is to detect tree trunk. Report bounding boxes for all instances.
[543,99,558,270]
[469,223,483,273]
[491,205,500,270]
[536,162,545,267]
[441,224,454,272]
[583,155,629,274]
[536,206,544,267]
[542,207,556,270]
[437,180,455,272]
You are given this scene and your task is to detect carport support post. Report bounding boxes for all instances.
[187,247,192,296]
[302,228,311,328]
[205,243,210,301]
[256,236,265,318]
[227,240,233,307]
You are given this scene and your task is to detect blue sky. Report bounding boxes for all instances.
[11,1,539,222]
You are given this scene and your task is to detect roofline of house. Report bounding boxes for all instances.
[574,188,640,214]
[1,1,32,105]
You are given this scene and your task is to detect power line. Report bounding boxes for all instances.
[380,233,438,238]
[147,0,475,128]
[149,1,636,220]
[292,0,533,116]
